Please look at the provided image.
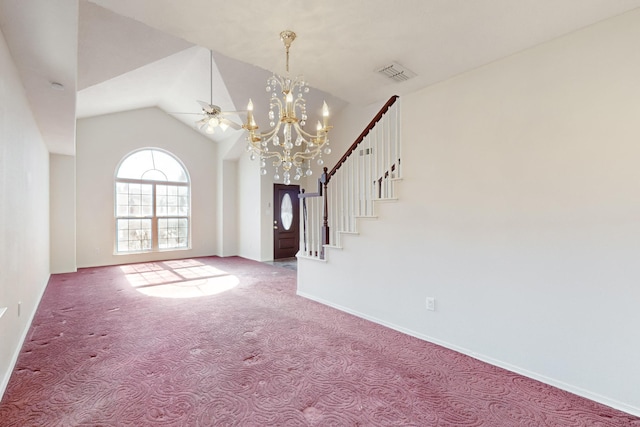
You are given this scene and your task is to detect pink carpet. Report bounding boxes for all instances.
[1,256,637,426]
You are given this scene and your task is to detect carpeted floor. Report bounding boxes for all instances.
[0,256,637,426]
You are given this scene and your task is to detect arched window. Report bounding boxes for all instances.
[115,149,190,253]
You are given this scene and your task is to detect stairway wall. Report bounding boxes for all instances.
[298,9,640,415]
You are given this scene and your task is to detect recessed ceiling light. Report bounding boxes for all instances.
[50,82,65,91]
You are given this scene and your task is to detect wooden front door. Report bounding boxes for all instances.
[273,184,300,259]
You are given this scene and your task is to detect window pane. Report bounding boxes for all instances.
[152,150,188,182]
[156,185,188,218]
[280,193,293,230]
[116,182,129,193]
[116,150,154,180]
[117,149,188,182]
[116,182,152,218]
[158,218,188,249]
[116,219,152,252]
[141,169,167,181]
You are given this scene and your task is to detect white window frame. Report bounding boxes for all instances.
[114,149,190,254]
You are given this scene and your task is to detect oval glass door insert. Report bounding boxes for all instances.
[281,193,293,230]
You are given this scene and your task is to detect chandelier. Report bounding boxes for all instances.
[243,30,332,185]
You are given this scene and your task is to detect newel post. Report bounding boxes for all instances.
[321,167,329,257]
[300,188,307,255]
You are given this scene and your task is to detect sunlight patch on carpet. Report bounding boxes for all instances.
[135,275,239,298]
[121,259,239,298]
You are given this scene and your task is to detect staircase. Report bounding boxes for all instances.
[299,96,401,260]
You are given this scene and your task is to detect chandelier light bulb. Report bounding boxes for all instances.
[246,99,254,127]
[322,101,329,127]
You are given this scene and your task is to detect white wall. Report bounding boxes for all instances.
[75,107,218,267]
[237,153,263,260]
[50,153,76,273]
[217,159,238,257]
[299,9,640,415]
[0,28,50,396]
[260,173,274,261]
[298,98,388,201]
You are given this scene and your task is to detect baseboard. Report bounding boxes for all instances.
[297,290,640,418]
[0,274,50,400]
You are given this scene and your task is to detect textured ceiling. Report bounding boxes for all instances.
[87,0,640,105]
[2,0,640,155]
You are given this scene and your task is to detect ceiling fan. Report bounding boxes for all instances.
[172,49,244,134]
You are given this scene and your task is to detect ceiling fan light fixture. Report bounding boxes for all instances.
[170,49,245,135]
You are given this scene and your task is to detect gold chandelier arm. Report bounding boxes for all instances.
[292,122,328,143]
[292,97,306,113]
[256,122,282,142]
[270,96,284,113]
[291,150,322,164]
[259,151,283,162]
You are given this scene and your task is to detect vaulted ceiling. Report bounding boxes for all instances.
[2,0,640,155]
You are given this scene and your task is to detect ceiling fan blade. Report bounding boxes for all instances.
[221,118,242,131]
[195,118,209,129]
[169,112,203,116]
[197,100,214,113]
[218,110,248,116]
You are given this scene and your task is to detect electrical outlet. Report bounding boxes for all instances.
[426,297,435,311]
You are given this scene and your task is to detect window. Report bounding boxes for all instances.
[115,149,190,253]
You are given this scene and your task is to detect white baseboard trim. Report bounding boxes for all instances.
[297,290,640,418]
[0,274,50,400]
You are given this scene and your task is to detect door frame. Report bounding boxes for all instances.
[273,184,300,259]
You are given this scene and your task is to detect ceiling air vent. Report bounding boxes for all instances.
[376,62,416,82]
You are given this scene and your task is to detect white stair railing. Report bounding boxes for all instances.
[300,96,401,260]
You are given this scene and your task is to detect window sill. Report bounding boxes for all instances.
[114,247,191,255]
